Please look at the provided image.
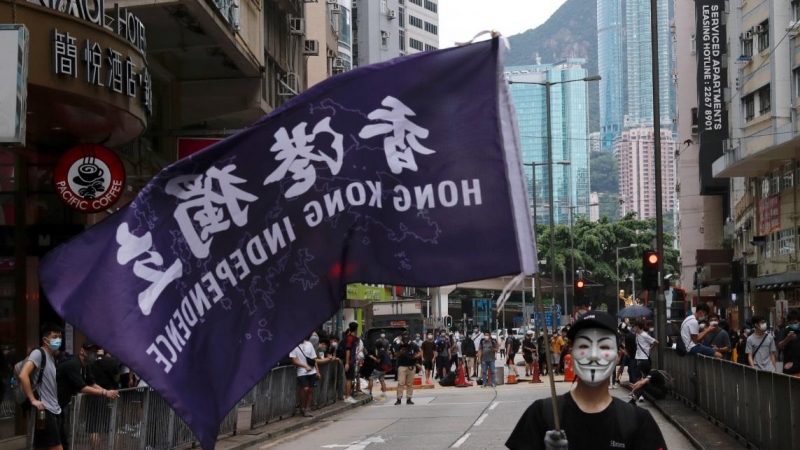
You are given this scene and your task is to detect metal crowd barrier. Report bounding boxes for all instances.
[663,348,800,450]
[57,360,344,449]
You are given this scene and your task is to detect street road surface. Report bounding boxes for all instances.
[250,382,693,450]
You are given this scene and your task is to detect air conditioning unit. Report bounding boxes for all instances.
[278,72,299,97]
[289,16,306,35]
[332,58,345,69]
[329,3,340,13]
[303,39,319,56]
[691,125,699,135]
[326,0,336,3]
[787,20,800,35]
[388,9,396,19]
[754,25,763,33]
[743,31,753,40]
[381,30,391,39]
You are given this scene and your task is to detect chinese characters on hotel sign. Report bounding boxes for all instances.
[37,0,152,114]
[758,195,780,236]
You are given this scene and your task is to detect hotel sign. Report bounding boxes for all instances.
[758,195,780,236]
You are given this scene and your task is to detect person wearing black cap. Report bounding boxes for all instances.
[506,312,666,450]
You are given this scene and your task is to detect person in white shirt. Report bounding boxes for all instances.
[633,322,658,385]
[680,303,723,358]
[290,334,333,417]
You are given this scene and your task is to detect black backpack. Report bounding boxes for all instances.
[462,338,476,356]
[510,338,521,353]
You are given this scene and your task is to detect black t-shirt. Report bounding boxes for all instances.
[91,355,121,390]
[779,329,800,373]
[57,356,95,407]
[522,338,535,356]
[625,332,638,359]
[505,394,667,450]
[396,341,421,367]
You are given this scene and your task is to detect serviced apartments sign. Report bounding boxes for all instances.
[0,25,29,146]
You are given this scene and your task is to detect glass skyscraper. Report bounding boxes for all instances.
[597,0,626,151]
[598,0,675,143]
[507,60,591,225]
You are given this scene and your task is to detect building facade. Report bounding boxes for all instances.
[306,0,342,87]
[507,60,592,225]
[352,0,403,67]
[0,0,308,444]
[597,0,627,151]
[615,127,677,219]
[337,0,354,71]
[710,0,800,325]
[406,0,439,53]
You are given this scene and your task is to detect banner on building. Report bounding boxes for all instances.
[758,195,780,235]
[695,0,729,195]
[38,38,535,449]
[0,25,29,146]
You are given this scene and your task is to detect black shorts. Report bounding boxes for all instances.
[33,410,66,448]
[506,352,516,363]
[423,359,433,370]
[523,354,534,363]
[344,364,356,381]
[297,374,318,388]
[436,356,449,369]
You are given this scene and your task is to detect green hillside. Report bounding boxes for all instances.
[506,0,599,132]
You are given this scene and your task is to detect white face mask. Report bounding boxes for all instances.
[709,321,718,327]
[759,323,767,331]
[699,323,707,330]
[571,328,618,386]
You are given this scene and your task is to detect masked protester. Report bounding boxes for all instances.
[778,310,800,376]
[506,312,666,450]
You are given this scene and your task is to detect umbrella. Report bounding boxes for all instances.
[617,305,653,319]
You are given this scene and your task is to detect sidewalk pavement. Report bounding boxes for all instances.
[216,393,372,450]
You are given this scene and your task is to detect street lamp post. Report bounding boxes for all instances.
[616,244,638,310]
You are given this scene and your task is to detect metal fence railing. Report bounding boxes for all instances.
[52,359,345,450]
[663,348,800,450]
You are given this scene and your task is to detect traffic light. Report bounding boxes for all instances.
[642,250,660,291]
[444,315,453,329]
[574,279,585,304]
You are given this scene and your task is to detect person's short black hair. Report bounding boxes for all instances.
[708,312,720,320]
[751,315,766,325]
[40,323,63,340]
[695,303,710,313]
[348,322,358,332]
[633,321,645,329]
[788,310,800,322]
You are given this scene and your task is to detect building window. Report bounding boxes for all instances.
[381,31,389,48]
[779,229,795,255]
[783,162,795,190]
[424,0,437,12]
[690,34,696,54]
[409,38,423,51]
[757,20,769,52]
[742,34,753,57]
[762,176,770,198]
[743,93,755,121]
[381,0,387,13]
[424,22,438,35]
[399,6,405,28]
[399,29,406,51]
[794,69,800,98]
[424,43,437,51]
[409,15,423,28]
[758,85,771,114]
[409,0,422,6]
[794,0,800,21]
[771,169,781,194]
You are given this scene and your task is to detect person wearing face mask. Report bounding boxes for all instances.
[20,323,64,450]
[506,312,666,450]
[679,303,723,358]
[701,313,731,360]
[777,310,800,376]
[420,333,436,385]
[746,315,778,372]
[471,327,483,378]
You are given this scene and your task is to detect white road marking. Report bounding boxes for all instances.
[473,413,489,427]
[451,433,471,448]
[489,401,500,410]
[321,437,386,449]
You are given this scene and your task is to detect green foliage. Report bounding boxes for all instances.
[534,214,679,301]
[590,151,618,194]
[506,0,599,132]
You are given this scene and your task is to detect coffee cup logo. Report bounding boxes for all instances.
[54,145,126,213]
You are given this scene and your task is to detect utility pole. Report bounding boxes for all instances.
[650,0,667,370]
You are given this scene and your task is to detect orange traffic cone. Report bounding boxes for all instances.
[455,361,473,387]
[530,360,543,383]
[563,354,575,382]
[507,370,518,384]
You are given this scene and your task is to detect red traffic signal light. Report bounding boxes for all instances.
[647,254,659,265]
[642,250,660,290]
[576,280,585,289]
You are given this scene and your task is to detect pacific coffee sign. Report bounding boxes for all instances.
[54,144,126,213]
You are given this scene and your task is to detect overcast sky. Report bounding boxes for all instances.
[438,0,568,49]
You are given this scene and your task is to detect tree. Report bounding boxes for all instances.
[533,214,679,313]
[590,151,618,194]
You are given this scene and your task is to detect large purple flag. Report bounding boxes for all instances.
[39,37,535,449]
